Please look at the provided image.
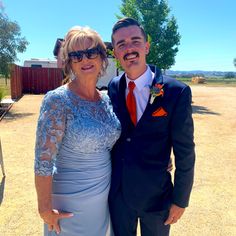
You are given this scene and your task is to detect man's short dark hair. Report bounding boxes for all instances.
[111,17,147,45]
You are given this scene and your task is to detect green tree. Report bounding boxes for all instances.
[117,0,180,71]
[234,58,236,68]
[0,12,29,77]
[225,72,235,79]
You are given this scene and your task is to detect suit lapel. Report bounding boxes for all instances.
[136,66,164,126]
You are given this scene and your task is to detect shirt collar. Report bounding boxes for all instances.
[125,65,155,91]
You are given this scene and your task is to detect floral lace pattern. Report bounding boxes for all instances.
[34,85,121,176]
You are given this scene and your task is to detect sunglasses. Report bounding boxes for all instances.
[68,47,101,62]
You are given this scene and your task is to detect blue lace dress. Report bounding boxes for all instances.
[34,85,121,236]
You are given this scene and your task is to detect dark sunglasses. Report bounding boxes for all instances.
[68,47,101,62]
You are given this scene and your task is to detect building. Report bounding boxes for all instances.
[24,58,57,68]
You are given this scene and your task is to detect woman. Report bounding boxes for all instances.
[34,26,121,236]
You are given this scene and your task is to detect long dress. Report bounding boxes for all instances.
[34,85,121,236]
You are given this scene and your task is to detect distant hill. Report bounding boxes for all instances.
[166,70,236,77]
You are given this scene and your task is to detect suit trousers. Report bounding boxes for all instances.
[109,191,170,236]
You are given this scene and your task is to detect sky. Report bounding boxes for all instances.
[1,0,236,72]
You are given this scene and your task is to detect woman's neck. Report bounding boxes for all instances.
[69,79,99,101]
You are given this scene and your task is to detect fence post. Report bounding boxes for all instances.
[0,138,5,176]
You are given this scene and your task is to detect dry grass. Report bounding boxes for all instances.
[0,86,236,236]
[0,78,11,97]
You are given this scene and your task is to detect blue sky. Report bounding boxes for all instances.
[1,0,236,71]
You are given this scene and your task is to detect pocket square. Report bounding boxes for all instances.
[152,107,168,117]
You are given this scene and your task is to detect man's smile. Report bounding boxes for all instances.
[123,52,139,61]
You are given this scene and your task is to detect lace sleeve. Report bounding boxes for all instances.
[34,91,66,176]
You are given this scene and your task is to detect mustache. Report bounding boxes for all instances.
[123,52,139,61]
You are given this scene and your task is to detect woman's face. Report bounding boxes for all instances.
[69,39,102,80]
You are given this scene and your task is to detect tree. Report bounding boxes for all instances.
[117,0,181,71]
[0,12,29,77]
[234,58,236,68]
[225,72,235,79]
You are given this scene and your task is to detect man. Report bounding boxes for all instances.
[108,17,195,236]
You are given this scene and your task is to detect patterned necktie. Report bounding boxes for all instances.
[126,81,137,125]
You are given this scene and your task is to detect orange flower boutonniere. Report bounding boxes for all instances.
[149,83,164,104]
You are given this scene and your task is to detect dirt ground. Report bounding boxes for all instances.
[0,86,235,236]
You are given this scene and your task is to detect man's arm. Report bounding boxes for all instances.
[165,85,195,225]
[171,86,195,208]
[171,85,195,208]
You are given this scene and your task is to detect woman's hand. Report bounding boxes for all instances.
[40,209,73,234]
[35,176,73,234]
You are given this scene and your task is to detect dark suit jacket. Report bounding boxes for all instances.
[108,65,195,212]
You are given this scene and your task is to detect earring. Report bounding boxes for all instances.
[70,70,76,81]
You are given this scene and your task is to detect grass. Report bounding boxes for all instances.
[0,87,5,102]
[0,77,11,98]
[177,77,236,86]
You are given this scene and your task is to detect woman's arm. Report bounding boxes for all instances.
[35,175,73,234]
[34,91,72,234]
[35,175,52,215]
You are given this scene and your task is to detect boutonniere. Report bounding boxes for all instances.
[149,83,164,104]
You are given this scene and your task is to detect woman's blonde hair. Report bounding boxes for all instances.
[60,26,108,84]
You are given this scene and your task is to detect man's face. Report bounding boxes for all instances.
[112,25,150,80]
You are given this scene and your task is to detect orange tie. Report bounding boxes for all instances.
[126,81,137,125]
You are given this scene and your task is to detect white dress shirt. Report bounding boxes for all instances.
[125,66,155,122]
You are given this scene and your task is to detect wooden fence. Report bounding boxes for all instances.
[10,64,63,99]
[10,64,23,99]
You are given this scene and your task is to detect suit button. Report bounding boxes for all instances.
[126,138,131,142]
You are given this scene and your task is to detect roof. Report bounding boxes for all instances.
[53,38,64,57]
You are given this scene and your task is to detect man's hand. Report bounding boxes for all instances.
[40,209,73,234]
[164,204,185,225]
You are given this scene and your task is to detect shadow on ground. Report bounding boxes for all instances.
[192,105,220,115]
[3,112,35,120]
[0,176,6,206]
